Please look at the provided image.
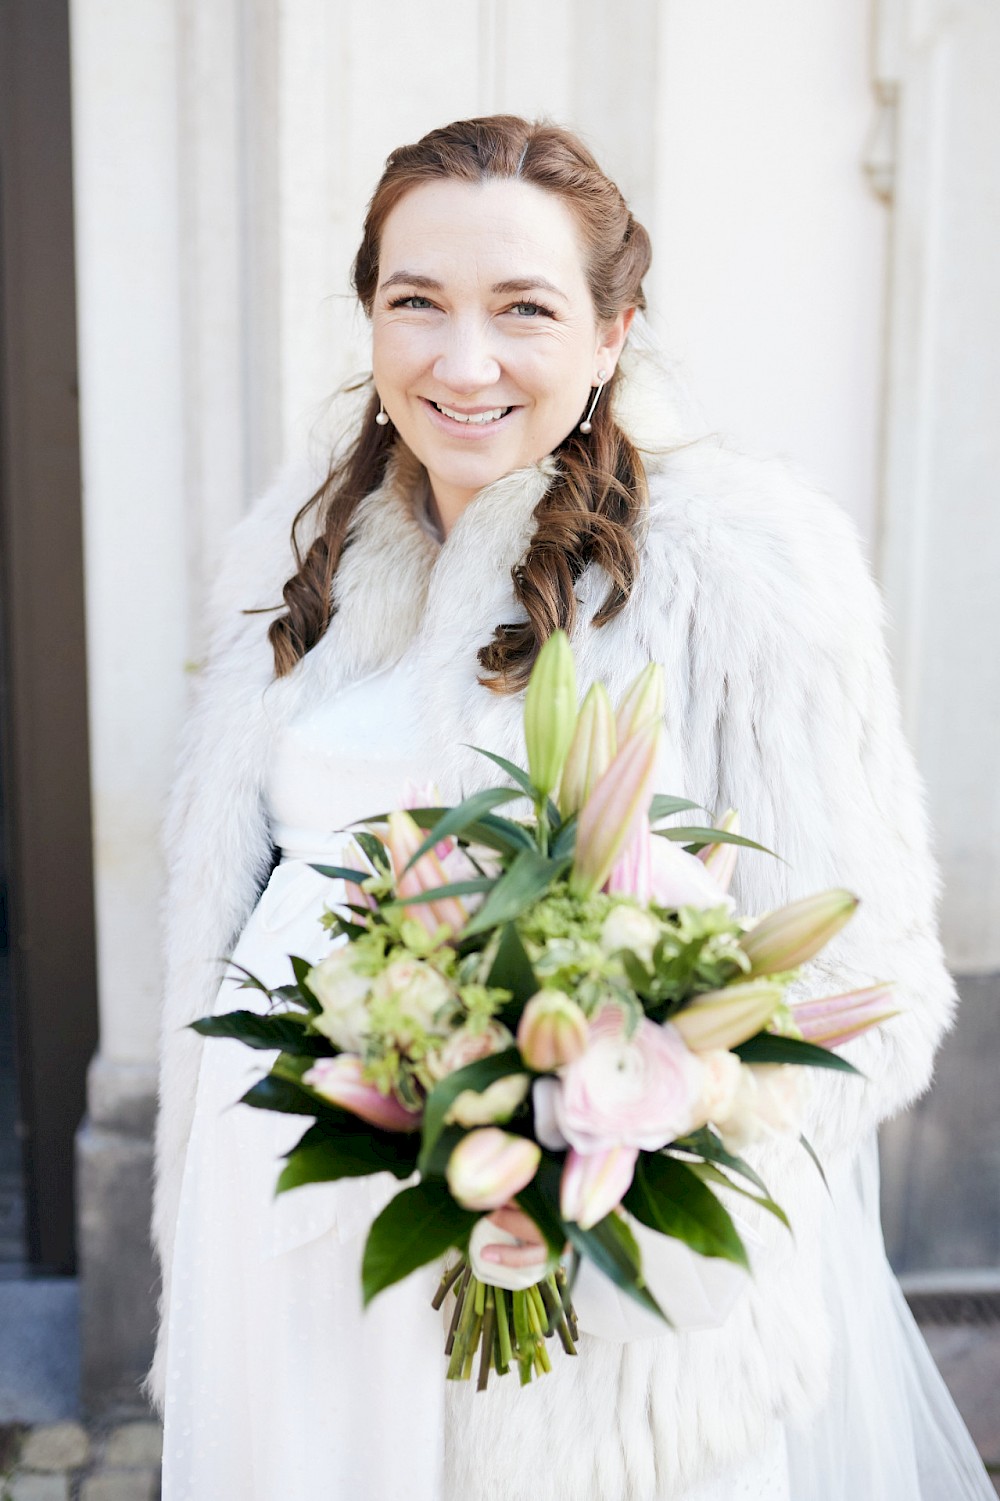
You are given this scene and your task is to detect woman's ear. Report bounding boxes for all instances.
[596,306,637,378]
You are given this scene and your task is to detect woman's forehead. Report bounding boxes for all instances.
[376,178,591,297]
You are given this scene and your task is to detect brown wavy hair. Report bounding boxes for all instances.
[268,115,652,690]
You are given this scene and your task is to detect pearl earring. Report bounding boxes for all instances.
[375,399,390,427]
[579,369,609,434]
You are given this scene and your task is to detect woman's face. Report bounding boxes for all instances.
[371,178,634,534]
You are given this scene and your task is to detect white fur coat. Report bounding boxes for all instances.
[150,372,956,1498]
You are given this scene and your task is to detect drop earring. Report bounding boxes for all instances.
[375,398,390,427]
[579,369,609,434]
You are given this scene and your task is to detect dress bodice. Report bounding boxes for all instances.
[266,649,442,864]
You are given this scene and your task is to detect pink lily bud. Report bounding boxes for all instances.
[605,815,654,902]
[302,1056,421,1132]
[615,662,666,745]
[344,881,378,913]
[517,990,590,1071]
[558,681,617,817]
[401,778,452,859]
[523,630,578,799]
[671,979,785,1052]
[560,1145,639,1230]
[445,1128,542,1211]
[741,889,859,975]
[569,722,662,899]
[792,984,900,1048]
[696,808,741,893]
[386,809,468,938]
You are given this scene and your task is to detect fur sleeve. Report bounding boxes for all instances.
[642,443,958,1165]
[147,451,323,1409]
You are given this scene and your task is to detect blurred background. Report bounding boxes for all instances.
[0,0,997,1470]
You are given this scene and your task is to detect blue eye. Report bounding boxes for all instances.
[388,294,433,309]
[511,301,553,318]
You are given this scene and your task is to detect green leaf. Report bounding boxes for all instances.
[734,1033,863,1075]
[340,806,536,858]
[624,1153,750,1270]
[288,955,322,1014]
[648,795,706,822]
[380,878,496,910]
[461,848,570,938]
[403,787,524,870]
[567,1210,667,1322]
[465,813,536,854]
[485,924,540,1009]
[276,1121,416,1193]
[308,863,372,884]
[190,1010,332,1056]
[418,1048,525,1174]
[514,1156,568,1264]
[361,1180,478,1305]
[672,1127,772,1197]
[238,1073,321,1117]
[686,1160,792,1234]
[798,1132,831,1195]
[550,812,579,860]
[353,830,390,872]
[652,826,779,859]
[464,746,539,802]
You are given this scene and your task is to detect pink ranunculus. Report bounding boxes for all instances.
[302,1055,421,1132]
[553,1004,705,1154]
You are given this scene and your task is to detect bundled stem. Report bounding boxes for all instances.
[439,1259,578,1390]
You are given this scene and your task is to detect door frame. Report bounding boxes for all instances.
[0,0,99,1274]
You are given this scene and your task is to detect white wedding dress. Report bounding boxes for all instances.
[161,645,992,1500]
[161,647,794,1499]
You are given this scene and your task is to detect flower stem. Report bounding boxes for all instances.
[432,1259,465,1312]
[477,1289,495,1392]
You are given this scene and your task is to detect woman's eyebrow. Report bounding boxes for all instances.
[380,270,569,302]
[381,271,442,291]
[491,277,569,302]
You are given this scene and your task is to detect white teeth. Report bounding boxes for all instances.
[434,402,509,425]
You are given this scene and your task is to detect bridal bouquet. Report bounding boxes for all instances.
[193,633,897,1389]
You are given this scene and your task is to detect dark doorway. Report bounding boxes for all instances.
[0,0,99,1274]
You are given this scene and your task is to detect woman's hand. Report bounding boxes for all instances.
[477,1203,549,1269]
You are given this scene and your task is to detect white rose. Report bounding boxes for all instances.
[599,905,663,966]
[448,1073,530,1127]
[688,1049,743,1131]
[715,1063,809,1151]
[426,1022,530,1127]
[307,948,373,1052]
[371,957,454,1044]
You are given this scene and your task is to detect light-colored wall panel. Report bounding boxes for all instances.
[878,0,1000,969]
[652,0,886,542]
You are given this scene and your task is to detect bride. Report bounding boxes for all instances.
[150,115,993,1499]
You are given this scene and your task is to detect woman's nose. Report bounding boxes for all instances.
[432,319,502,393]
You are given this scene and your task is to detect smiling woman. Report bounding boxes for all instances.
[263,117,653,688]
[151,115,991,1501]
[370,178,633,532]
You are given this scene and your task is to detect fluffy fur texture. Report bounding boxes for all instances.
[150,366,956,1498]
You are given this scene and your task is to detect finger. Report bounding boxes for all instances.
[487,1207,539,1239]
[480,1242,550,1269]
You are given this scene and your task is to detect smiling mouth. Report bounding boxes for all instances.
[429,400,514,425]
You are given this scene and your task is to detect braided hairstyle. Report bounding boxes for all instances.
[268,115,652,690]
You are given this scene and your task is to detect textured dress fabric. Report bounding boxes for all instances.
[161,647,792,1501]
